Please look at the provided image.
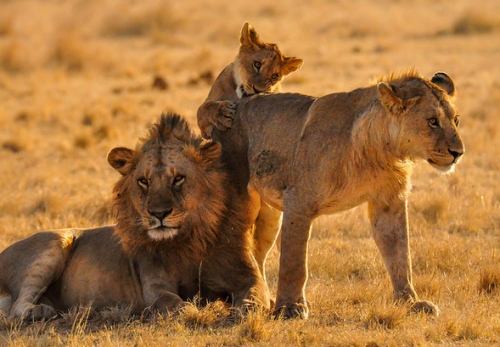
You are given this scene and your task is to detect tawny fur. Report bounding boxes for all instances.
[0,114,270,320]
[197,22,303,139]
[211,70,464,319]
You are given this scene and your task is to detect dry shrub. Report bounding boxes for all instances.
[479,266,500,294]
[100,2,177,37]
[179,300,230,330]
[364,303,406,330]
[50,30,89,71]
[238,308,272,342]
[453,13,499,35]
[2,139,24,153]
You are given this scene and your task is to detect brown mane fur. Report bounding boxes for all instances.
[112,114,227,257]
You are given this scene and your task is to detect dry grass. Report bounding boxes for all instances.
[0,0,499,345]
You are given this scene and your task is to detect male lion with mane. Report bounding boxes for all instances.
[204,70,464,319]
[0,114,269,320]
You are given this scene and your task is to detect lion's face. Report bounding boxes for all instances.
[378,72,465,173]
[108,118,226,244]
[234,22,303,98]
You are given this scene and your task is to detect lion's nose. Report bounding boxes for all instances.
[448,148,464,160]
[149,208,173,221]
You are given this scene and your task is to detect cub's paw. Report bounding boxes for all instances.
[272,302,309,320]
[411,300,439,316]
[214,101,236,131]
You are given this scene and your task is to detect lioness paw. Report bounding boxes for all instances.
[272,302,309,320]
[411,300,440,316]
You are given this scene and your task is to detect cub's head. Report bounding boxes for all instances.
[378,71,465,173]
[234,22,303,98]
[108,114,227,253]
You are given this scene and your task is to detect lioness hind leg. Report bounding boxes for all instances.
[0,292,11,316]
[253,202,282,282]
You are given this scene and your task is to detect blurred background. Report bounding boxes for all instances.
[0,0,500,343]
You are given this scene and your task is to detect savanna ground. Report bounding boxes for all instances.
[0,0,499,346]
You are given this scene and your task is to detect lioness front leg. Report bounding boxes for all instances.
[197,100,236,139]
[273,210,313,319]
[368,198,439,316]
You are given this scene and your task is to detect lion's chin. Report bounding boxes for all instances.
[147,227,180,241]
[427,159,455,174]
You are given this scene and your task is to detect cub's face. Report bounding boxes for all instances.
[234,22,303,98]
[108,138,226,242]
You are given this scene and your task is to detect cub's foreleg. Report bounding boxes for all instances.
[197,100,236,139]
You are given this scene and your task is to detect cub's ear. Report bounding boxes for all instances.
[108,147,135,176]
[282,56,304,76]
[240,22,263,50]
[378,82,420,115]
[198,140,221,166]
[431,71,456,97]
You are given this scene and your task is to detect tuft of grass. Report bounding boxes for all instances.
[2,140,24,153]
[452,13,499,35]
[238,308,272,342]
[178,300,231,330]
[364,304,406,330]
[479,266,500,294]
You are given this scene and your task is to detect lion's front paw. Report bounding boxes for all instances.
[16,303,57,321]
[411,300,439,316]
[272,302,309,320]
[215,101,236,131]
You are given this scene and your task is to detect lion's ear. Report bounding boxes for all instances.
[378,82,404,115]
[378,82,420,115]
[282,57,303,76]
[108,147,135,176]
[240,22,263,50]
[431,72,456,97]
[198,141,221,166]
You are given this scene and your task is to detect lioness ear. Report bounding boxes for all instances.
[108,147,135,176]
[198,141,221,165]
[282,56,304,76]
[378,82,420,115]
[378,82,404,115]
[431,71,456,97]
[240,22,263,50]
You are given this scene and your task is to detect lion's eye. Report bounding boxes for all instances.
[454,115,460,127]
[271,73,279,80]
[138,178,149,189]
[173,175,185,187]
[427,117,439,128]
[253,61,261,71]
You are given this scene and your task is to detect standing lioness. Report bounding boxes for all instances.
[212,70,464,319]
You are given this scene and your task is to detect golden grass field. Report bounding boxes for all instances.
[0,0,500,345]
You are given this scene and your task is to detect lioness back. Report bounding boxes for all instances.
[197,22,303,139]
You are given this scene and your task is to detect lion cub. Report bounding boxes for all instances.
[197,22,303,139]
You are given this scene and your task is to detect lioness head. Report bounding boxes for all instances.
[377,71,465,173]
[107,114,227,252]
[234,22,303,98]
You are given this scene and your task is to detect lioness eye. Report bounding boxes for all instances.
[271,73,279,80]
[427,117,439,128]
[454,115,460,127]
[253,61,261,70]
[173,175,185,187]
[138,178,149,189]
